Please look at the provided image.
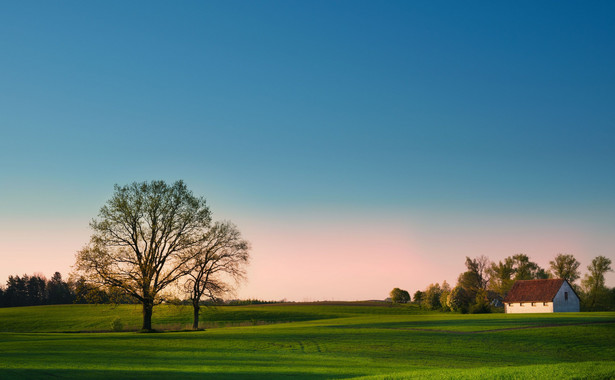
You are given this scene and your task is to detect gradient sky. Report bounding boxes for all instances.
[1,1,614,300]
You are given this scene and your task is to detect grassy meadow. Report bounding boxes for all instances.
[0,303,614,379]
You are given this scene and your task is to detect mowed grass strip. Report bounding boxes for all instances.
[0,304,614,379]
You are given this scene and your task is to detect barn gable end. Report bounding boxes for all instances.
[552,280,580,312]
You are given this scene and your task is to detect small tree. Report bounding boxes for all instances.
[581,256,613,310]
[389,288,410,304]
[457,256,491,300]
[413,290,424,305]
[549,253,581,283]
[422,283,442,310]
[183,221,250,330]
[439,281,451,311]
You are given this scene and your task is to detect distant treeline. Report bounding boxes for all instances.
[0,272,284,308]
[0,272,135,308]
[225,299,282,306]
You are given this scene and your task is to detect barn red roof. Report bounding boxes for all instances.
[503,279,566,303]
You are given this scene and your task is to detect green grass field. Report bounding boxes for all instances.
[1,303,614,379]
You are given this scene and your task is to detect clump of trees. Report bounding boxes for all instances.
[0,272,144,308]
[412,290,423,305]
[389,288,410,303]
[403,253,614,313]
[418,282,450,311]
[0,273,48,307]
[486,254,549,299]
[0,272,73,307]
[0,272,77,307]
[226,299,282,306]
[73,180,251,331]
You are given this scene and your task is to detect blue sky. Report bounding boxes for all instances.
[1,1,614,299]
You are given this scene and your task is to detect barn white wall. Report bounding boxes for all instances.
[553,281,580,312]
[505,301,553,314]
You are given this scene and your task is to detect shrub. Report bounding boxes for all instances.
[111,317,124,332]
[469,289,491,314]
[447,286,469,312]
[469,303,490,314]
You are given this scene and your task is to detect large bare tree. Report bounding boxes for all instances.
[183,221,250,330]
[75,180,211,331]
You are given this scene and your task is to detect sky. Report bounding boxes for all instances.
[1,1,614,301]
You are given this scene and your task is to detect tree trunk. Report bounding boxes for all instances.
[142,298,154,332]
[192,301,200,330]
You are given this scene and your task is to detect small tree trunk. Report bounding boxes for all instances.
[142,298,154,332]
[192,301,200,330]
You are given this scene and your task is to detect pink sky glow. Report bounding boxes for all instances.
[1,210,613,301]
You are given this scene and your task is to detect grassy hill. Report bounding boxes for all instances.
[0,302,421,332]
[0,303,614,379]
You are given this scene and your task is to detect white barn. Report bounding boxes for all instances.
[504,279,580,314]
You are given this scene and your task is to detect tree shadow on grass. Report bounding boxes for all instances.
[0,368,349,379]
[328,314,615,332]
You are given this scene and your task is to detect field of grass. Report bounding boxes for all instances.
[1,303,614,379]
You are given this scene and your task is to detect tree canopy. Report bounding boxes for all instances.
[549,253,581,283]
[389,288,410,303]
[457,256,490,299]
[487,257,515,297]
[511,254,548,280]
